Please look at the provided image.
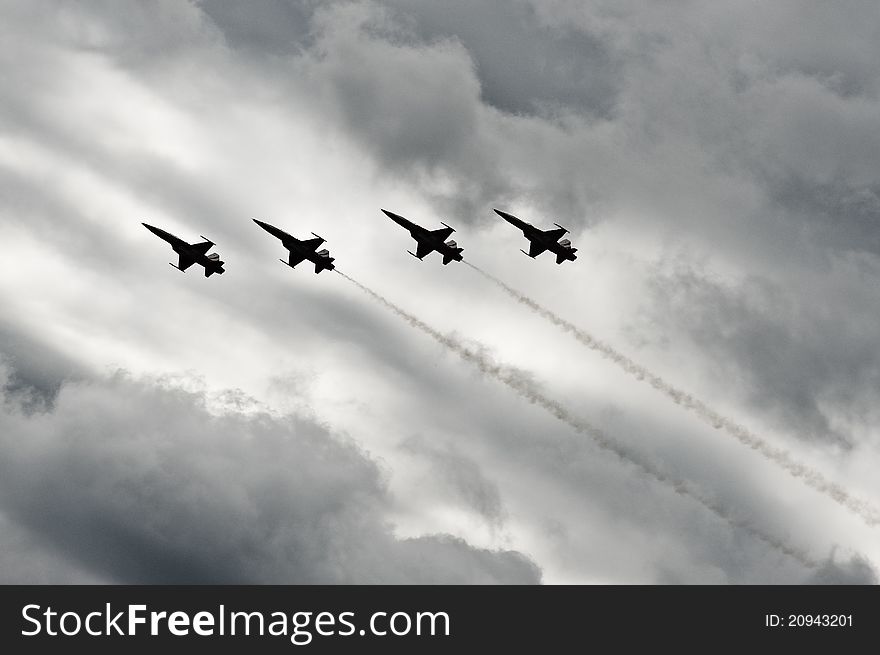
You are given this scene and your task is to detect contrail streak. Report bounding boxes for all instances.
[336,270,817,568]
[464,261,880,527]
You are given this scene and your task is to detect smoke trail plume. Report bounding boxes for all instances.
[336,270,817,568]
[464,262,880,527]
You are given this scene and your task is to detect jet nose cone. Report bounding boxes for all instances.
[382,208,408,224]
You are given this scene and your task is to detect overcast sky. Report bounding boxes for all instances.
[1,0,879,584]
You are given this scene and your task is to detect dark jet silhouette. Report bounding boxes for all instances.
[381,209,464,265]
[253,219,335,274]
[494,209,578,264]
[142,223,225,277]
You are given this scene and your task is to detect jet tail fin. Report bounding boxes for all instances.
[442,248,464,265]
[556,250,576,264]
[205,259,225,276]
[315,257,335,274]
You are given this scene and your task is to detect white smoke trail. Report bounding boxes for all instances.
[336,270,817,568]
[464,262,880,527]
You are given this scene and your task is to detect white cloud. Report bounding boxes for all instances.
[1,0,878,583]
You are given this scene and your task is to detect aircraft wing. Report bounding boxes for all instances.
[286,251,307,268]
[189,240,214,255]
[428,226,454,241]
[299,236,325,251]
[541,227,568,241]
[177,253,196,271]
[526,240,548,258]
[414,241,435,259]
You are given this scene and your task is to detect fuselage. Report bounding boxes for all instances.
[143,223,185,249]
[494,210,577,262]
[253,219,335,271]
[142,223,225,272]
[382,209,463,262]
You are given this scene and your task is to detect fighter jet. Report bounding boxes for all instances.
[253,219,335,274]
[142,223,225,277]
[381,209,464,265]
[494,209,578,264]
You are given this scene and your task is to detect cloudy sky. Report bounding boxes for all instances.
[1,0,879,584]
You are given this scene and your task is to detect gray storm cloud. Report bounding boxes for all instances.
[2,0,879,584]
[639,263,880,450]
[336,270,819,568]
[0,360,540,584]
[400,434,506,529]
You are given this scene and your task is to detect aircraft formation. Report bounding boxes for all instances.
[140,204,880,561]
[143,209,578,274]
